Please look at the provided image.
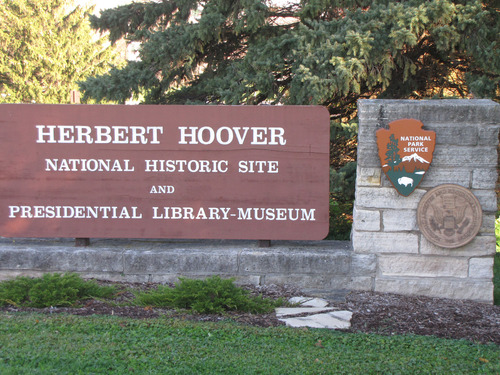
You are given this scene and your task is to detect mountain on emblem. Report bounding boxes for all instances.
[376,119,436,196]
[401,153,429,164]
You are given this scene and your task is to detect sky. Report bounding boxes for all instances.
[79,0,132,12]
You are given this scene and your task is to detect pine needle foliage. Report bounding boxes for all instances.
[81,0,499,119]
[0,0,121,103]
[0,273,116,308]
[134,276,286,314]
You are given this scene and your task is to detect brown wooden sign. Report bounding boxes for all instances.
[0,104,330,240]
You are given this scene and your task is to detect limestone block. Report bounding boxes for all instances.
[233,275,263,286]
[89,273,152,283]
[480,213,496,234]
[357,99,411,123]
[380,173,392,187]
[382,209,417,231]
[358,99,499,126]
[239,249,350,275]
[432,124,478,146]
[0,247,124,273]
[310,275,375,291]
[264,275,349,292]
[357,124,380,143]
[433,146,497,168]
[345,276,375,291]
[375,277,493,303]
[355,187,425,210]
[353,207,380,231]
[419,235,496,256]
[468,257,494,279]
[357,100,387,122]
[352,231,419,253]
[418,168,471,188]
[378,254,468,278]
[150,274,195,284]
[478,125,500,146]
[0,270,45,281]
[472,168,498,190]
[357,142,381,167]
[356,166,381,187]
[376,99,499,124]
[472,189,498,212]
[72,249,125,272]
[149,274,263,285]
[123,249,239,274]
[350,253,377,275]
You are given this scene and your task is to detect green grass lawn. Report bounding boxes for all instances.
[0,313,498,374]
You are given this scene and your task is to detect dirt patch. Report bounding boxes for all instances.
[1,281,498,345]
[341,291,500,345]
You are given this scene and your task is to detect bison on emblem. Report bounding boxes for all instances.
[398,176,413,187]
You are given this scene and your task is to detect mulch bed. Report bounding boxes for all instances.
[1,281,499,345]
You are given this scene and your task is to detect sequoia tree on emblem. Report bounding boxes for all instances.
[376,119,436,196]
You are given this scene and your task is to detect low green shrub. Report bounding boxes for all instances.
[0,272,116,308]
[134,276,285,314]
[0,276,33,307]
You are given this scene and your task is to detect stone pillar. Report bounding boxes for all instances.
[353,99,499,303]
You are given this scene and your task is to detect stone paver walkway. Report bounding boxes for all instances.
[276,297,352,329]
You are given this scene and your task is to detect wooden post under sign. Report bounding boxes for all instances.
[70,90,90,247]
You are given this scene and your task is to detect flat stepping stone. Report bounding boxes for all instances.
[278,311,353,330]
[288,297,329,308]
[275,307,334,317]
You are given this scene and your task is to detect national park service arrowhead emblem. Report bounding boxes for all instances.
[376,119,436,196]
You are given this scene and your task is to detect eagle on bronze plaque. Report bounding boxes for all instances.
[376,119,436,196]
[417,184,482,248]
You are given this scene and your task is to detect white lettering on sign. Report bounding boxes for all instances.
[399,135,431,154]
[150,207,316,221]
[238,160,279,173]
[403,147,428,153]
[237,208,316,221]
[152,207,231,220]
[150,186,175,194]
[178,126,286,145]
[36,125,163,144]
[8,205,143,219]
[45,159,135,172]
[399,136,431,141]
[144,159,229,173]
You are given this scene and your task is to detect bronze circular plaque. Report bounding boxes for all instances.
[417,184,482,248]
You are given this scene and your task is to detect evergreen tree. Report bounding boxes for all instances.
[385,134,402,169]
[81,0,499,118]
[0,0,121,103]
